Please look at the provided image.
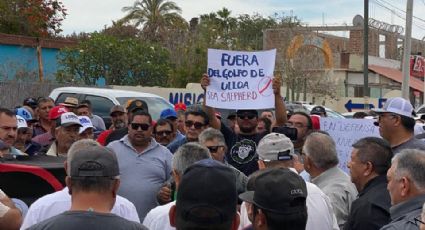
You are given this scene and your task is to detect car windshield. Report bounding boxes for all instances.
[117,97,172,121]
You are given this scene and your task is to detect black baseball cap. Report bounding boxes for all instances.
[23,97,38,109]
[70,146,119,177]
[126,99,149,113]
[236,109,258,116]
[176,159,237,225]
[239,168,307,214]
[310,106,326,115]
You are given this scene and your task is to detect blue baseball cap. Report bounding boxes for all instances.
[16,107,36,122]
[160,108,177,120]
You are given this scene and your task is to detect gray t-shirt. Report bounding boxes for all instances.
[392,137,425,154]
[27,211,147,230]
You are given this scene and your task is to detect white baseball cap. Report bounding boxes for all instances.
[16,115,28,129]
[57,112,82,127]
[78,116,94,134]
[373,97,415,118]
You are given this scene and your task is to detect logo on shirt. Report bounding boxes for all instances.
[230,139,257,164]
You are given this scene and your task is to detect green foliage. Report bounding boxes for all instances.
[56,33,171,86]
[0,0,67,37]
[119,0,187,42]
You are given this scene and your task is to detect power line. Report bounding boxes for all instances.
[372,0,425,33]
[373,0,425,25]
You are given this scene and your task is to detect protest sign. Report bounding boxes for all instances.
[206,48,276,109]
[320,118,381,173]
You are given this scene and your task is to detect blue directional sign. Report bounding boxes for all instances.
[345,100,375,112]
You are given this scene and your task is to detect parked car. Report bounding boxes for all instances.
[49,87,173,128]
[286,102,346,119]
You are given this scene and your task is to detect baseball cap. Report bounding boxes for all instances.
[57,112,82,127]
[310,115,321,130]
[373,97,415,118]
[126,99,149,113]
[160,108,177,120]
[257,133,294,161]
[23,97,38,109]
[110,105,126,116]
[176,158,237,225]
[310,106,326,115]
[174,102,187,112]
[239,168,307,214]
[78,116,94,134]
[61,97,79,108]
[48,106,69,120]
[227,112,237,119]
[70,146,119,177]
[16,115,28,129]
[16,107,36,122]
[236,109,258,116]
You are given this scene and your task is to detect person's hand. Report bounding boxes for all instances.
[200,74,210,91]
[157,184,172,204]
[272,76,282,95]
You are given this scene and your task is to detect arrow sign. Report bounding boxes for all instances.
[345,100,375,112]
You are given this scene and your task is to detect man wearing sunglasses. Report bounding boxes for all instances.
[153,118,175,146]
[373,97,425,154]
[107,110,173,222]
[201,74,287,176]
[167,110,209,153]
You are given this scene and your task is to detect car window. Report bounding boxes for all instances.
[117,97,173,121]
[55,93,78,105]
[83,95,115,118]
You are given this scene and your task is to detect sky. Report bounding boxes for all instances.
[60,0,425,39]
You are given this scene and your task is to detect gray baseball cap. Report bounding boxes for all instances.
[70,146,119,177]
[257,133,294,161]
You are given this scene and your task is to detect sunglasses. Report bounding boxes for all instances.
[131,123,150,131]
[185,120,204,129]
[237,114,257,120]
[206,146,223,153]
[156,130,172,136]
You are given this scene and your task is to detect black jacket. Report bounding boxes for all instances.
[344,175,391,230]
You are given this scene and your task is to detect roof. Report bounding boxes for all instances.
[369,65,423,93]
[49,87,163,98]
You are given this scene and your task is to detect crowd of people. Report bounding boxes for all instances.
[0,76,425,230]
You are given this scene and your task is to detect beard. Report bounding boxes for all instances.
[114,120,126,129]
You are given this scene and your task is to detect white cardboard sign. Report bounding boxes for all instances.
[206,49,276,109]
[320,118,381,173]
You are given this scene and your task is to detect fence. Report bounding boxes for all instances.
[0,81,82,109]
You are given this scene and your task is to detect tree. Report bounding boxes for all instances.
[0,0,67,37]
[119,0,187,42]
[57,33,171,86]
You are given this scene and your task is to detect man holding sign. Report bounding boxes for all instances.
[201,49,287,176]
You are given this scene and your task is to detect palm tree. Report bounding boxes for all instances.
[120,0,187,41]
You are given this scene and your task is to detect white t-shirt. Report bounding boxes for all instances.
[239,168,340,230]
[143,201,175,230]
[20,187,140,230]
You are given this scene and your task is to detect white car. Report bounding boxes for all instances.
[49,87,173,127]
[286,102,345,119]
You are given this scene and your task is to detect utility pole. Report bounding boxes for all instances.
[401,0,413,100]
[363,0,370,109]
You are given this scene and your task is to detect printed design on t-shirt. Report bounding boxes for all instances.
[230,139,257,164]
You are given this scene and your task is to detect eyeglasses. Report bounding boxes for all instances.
[131,123,150,131]
[206,146,224,153]
[237,114,257,120]
[185,120,205,129]
[156,130,172,136]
